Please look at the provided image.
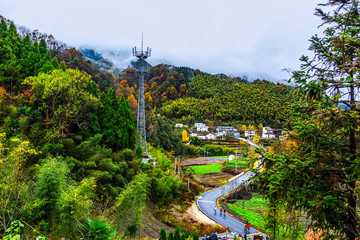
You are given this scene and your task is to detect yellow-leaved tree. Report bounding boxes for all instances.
[182,130,189,143]
[241,125,247,132]
[249,125,255,130]
[253,133,260,143]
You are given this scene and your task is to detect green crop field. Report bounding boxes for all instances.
[227,160,249,168]
[228,194,267,230]
[228,204,266,229]
[229,194,305,239]
[211,155,228,158]
[226,158,249,168]
[190,163,222,175]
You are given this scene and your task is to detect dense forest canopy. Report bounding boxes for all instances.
[0,18,190,239]
[160,74,303,128]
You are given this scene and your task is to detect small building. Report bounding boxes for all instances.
[262,127,283,139]
[197,125,209,132]
[206,133,217,140]
[217,126,235,136]
[175,123,188,128]
[244,130,255,139]
[197,133,207,140]
[234,132,240,138]
[195,123,206,127]
[189,132,198,137]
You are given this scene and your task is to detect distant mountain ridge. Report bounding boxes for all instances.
[80,47,124,76]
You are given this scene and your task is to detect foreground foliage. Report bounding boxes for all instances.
[257,1,360,239]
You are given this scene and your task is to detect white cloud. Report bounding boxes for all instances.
[0,0,322,79]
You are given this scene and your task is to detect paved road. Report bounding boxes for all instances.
[196,171,267,239]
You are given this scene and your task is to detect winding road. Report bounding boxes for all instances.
[196,171,267,239]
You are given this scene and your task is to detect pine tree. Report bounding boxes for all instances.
[99,89,136,150]
[51,57,60,69]
[159,227,167,240]
[174,226,180,240]
[39,39,48,56]
[168,231,174,240]
[19,35,32,76]
[28,41,41,75]
[0,19,7,39]
[5,22,20,58]
[0,36,21,92]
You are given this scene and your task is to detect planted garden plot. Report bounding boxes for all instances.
[190,163,222,175]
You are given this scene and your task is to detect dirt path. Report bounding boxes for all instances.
[184,202,217,225]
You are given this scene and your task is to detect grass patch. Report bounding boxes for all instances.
[227,194,267,230]
[234,193,267,211]
[228,204,266,229]
[211,155,228,158]
[226,158,249,168]
[190,163,222,175]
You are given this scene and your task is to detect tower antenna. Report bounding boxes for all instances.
[133,35,151,154]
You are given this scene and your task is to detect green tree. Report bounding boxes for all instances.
[0,134,34,234]
[0,26,21,92]
[31,157,69,230]
[78,218,116,240]
[114,173,149,237]
[5,22,20,58]
[168,231,174,240]
[23,68,99,137]
[99,89,136,150]
[174,226,180,240]
[57,177,95,238]
[159,227,167,240]
[257,1,360,239]
[0,19,7,39]
[180,232,186,240]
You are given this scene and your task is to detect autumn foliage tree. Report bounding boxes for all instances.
[182,130,189,143]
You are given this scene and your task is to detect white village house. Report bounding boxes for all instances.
[175,123,188,128]
[206,133,217,140]
[196,133,207,140]
[189,132,198,137]
[194,123,209,132]
[216,126,235,136]
[262,127,283,139]
[244,130,255,139]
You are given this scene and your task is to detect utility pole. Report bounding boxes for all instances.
[235,147,238,173]
[178,156,181,180]
[133,34,151,154]
[174,157,177,178]
[188,172,190,189]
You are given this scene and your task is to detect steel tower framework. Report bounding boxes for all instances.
[133,36,151,154]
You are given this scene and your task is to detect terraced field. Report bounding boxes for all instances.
[190,163,222,175]
[227,194,267,230]
[226,158,249,168]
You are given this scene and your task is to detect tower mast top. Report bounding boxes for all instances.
[133,34,151,60]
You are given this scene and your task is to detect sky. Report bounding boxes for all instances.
[0,0,323,81]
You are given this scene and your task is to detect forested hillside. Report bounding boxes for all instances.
[0,19,189,239]
[117,64,303,129]
[163,75,302,128]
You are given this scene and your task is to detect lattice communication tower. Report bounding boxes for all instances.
[133,35,151,154]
